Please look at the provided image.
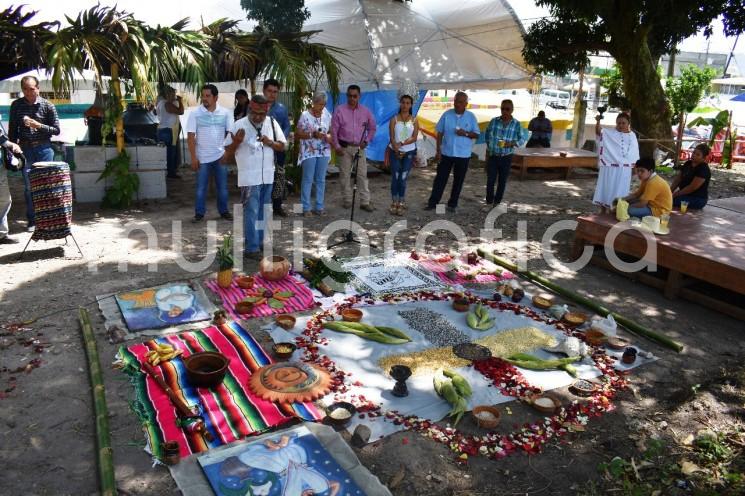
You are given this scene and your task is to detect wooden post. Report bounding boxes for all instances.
[726,110,734,169]
[111,64,125,154]
[674,111,685,168]
[571,66,586,149]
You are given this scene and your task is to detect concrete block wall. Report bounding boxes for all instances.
[72,145,167,203]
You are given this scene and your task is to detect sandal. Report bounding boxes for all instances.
[389,203,398,215]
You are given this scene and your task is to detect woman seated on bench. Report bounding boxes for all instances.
[622,157,672,218]
[671,143,711,210]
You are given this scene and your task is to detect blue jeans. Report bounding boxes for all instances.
[157,128,178,176]
[673,195,707,210]
[21,143,55,225]
[486,154,512,204]
[390,150,415,201]
[628,205,653,218]
[195,159,229,216]
[300,155,329,212]
[242,183,273,253]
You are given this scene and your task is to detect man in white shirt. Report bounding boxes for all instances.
[186,84,233,222]
[224,94,287,259]
[156,86,184,178]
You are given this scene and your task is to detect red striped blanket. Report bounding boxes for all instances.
[119,321,323,459]
[416,254,513,285]
[205,274,315,321]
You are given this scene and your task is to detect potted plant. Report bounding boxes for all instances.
[216,234,234,288]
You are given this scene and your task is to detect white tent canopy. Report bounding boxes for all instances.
[304,0,533,91]
[0,69,107,93]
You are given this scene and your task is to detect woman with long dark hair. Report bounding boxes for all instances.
[388,94,419,215]
[233,89,249,121]
[671,142,711,210]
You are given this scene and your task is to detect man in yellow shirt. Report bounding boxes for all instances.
[622,158,672,218]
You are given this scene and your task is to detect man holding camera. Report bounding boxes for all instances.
[224,94,287,260]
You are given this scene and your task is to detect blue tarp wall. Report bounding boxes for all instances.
[326,90,427,162]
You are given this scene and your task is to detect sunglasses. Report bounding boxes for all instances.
[346,94,360,98]
[500,107,512,110]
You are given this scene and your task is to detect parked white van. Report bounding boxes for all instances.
[539,89,570,109]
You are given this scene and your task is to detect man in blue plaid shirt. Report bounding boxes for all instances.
[484,99,525,206]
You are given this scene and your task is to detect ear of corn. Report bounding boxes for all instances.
[323,321,410,345]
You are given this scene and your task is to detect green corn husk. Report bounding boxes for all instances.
[507,353,582,368]
[450,396,468,426]
[560,363,578,377]
[361,332,409,345]
[337,321,381,334]
[444,369,472,398]
[440,381,460,405]
[433,373,447,396]
[323,321,368,335]
[375,326,412,342]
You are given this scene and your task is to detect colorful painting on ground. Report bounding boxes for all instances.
[198,425,367,496]
[342,255,442,296]
[115,283,211,331]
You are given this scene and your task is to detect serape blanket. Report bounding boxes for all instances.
[205,274,316,321]
[119,321,324,459]
[415,253,513,285]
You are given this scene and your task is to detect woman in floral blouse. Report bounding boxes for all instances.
[295,92,332,216]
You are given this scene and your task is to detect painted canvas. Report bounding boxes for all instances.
[342,255,442,296]
[198,425,367,496]
[115,283,211,331]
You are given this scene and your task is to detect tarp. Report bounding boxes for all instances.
[0,68,106,93]
[304,0,533,91]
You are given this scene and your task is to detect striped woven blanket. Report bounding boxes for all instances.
[119,321,323,459]
[416,254,513,285]
[205,274,316,321]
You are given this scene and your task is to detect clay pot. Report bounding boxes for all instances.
[236,275,255,289]
[217,269,233,288]
[184,352,229,388]
[341,308,363,322]
[272,342,297,360]
[235,301,255,315]
[622,347,637,364]
[453,298,470,312]
[325,402,356,427]
[532,295,554,309]
[585,329,607,346]
[259,256,291,281]
[275,314,296,330]
[472,405,501,429]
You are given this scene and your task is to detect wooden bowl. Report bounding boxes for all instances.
[341,308,363,322]
[236,275,255,289]
[325,401,356,427]
[585,329,607,346]
[528,395,561,415]
[272,342,297,360]
[472,405,501,429]
[532,295,554,309]
[453,298,470,312]
[235,301,255,315]
[275,314,296,330]
[569,379,597,397]
[606,336,631,350]
[184,352,230,388]
[562,312,588,327]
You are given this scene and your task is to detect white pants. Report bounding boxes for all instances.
[0,168,11,238]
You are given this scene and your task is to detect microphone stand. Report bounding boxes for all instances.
[329,122,376,249]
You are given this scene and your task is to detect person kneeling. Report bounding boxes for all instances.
[622,158,672,218]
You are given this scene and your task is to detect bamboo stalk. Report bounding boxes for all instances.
[478,249,685,352]
[78,308,117,496]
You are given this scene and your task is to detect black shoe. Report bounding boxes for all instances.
[192,214,204,223]
[243,251,262,261]
[360,204,375,212]
[446,206,456,214]
[220,212,234,221]
[274,208,288,217]
[0,236,18,244]
[423,204,436,211]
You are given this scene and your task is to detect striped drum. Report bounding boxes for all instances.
[29,162,73,240]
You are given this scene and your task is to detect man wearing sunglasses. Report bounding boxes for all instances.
[484,99,525,206]
[331,85,377,211]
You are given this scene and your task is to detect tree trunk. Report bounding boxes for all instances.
[250,78,257,96]
[674,112,685,167]
[611,34,672,158]
[111,63,125,153]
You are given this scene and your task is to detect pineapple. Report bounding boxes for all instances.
[216,234,234,288]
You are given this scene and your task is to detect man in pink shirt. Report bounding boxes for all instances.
[331,85,377,211]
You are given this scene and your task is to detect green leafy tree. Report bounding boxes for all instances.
[0,5,57,79]
[665,64,717,118]
[522,0,745,141]
[600,64,630,110]
[240,0,310,33]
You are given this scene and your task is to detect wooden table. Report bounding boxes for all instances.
[572,202,745,320]
[511,147,597,180]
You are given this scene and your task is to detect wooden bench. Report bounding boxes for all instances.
[511,147,597,180]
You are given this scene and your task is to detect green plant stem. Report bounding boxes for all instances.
[477,249,684,353]
[78,308,116,496]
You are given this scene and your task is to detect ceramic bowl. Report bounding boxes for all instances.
[585,329,607,346]
[453,298,470,312]
[562,312,588,327]
[325,401,357,427]
[528,395,561,415]
[235,301,255,315]
[184,352,230,388]
[275,314,296,330]
[532,295,554,309]
[569,379,596,397]
[341,308,363,322]
[606,336,631,350]
[236,275,255,289]
[272,342,297,360]
[472,405,501,429]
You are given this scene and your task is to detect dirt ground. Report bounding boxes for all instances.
[1,158,744,495]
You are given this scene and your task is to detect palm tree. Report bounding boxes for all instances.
[0,5,57,80]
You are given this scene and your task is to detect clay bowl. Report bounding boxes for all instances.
[341,308,363,322]
[606,336,631,351]
[184,352,230,388]
[259,256,291,281]
[272,342,297,360]
[325,401,357,427]
[585,329,607,346]
[275,314,296,330]
[527,394,561,415]
[562,312,588,328]
[569,379,597,397]
[452,298,470,312]
[235,301,255,315]
[532,294,554,309]
[236,275,255,289]
[472,405,501,429]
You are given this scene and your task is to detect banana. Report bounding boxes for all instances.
[151,356,161,366]
[160,351,176,361]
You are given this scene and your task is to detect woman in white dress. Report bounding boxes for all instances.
[592,112,639,213]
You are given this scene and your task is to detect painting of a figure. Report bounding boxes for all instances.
[198,426,366,496]
[115,283,211,331]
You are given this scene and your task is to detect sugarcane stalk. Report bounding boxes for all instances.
[78,308,116,496]
[478,249,684,353]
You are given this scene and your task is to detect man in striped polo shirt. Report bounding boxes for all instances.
[8,75,60,231]
[186,84,233,223]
